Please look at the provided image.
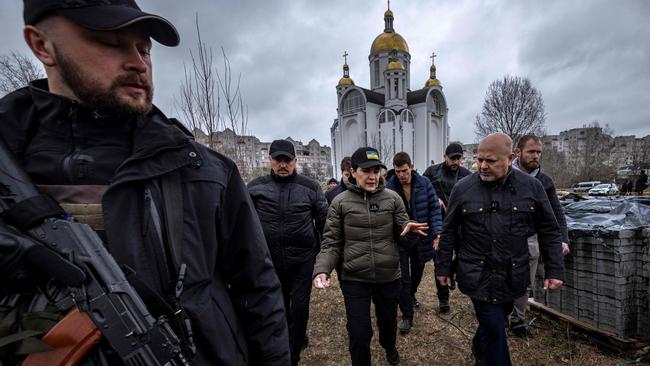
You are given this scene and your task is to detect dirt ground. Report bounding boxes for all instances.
[300,262,646,366]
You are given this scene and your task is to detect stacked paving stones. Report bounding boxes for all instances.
[534,227,650,340]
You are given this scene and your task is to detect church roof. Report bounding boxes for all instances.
[360,88,385,105]
[371,32,409,54]
[407,88,428,105]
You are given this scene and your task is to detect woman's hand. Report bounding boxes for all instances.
[400,222,429,236]
[313,273,331,289]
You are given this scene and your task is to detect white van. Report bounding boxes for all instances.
[571,181,601,192]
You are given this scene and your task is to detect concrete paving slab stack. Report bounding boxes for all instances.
[534,225,650,340]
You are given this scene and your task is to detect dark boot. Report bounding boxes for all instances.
[399,319,412,334]
[438,298,450,314]
[510,318,528,338]
[386,348,400,365]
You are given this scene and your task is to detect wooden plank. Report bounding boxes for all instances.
[527,299,641,345]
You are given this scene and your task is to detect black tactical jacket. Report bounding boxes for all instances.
[435,169,564,304]
[423,162,471,205]
[247,171,328,269]
[0,80,290,365]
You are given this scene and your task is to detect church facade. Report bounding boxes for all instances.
[330,6,449,176]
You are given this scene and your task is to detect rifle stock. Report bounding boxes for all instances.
[22,308,101,366]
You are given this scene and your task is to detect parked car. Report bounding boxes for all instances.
[588,183,619,196]
[571,181,601,192]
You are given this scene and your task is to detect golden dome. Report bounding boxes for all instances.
[371,32,409,54]
[425,78,441,87]
[387,60,405,70]
[384,9,393,17]
[338,76,355,86]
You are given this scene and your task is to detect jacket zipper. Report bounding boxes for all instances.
[366,191,376,282]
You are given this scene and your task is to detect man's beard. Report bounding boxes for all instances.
[56,46,153,116]
[522,160,540,171]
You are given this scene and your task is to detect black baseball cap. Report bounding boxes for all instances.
[269,140,296,160]
[445,143,464,158]
[351,147,387,170]
[23,0,180,47]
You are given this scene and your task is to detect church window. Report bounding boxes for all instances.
[342,90,364,114]
[394,78,399,98]
[374,60,380,87]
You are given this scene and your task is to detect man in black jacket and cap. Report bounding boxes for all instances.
[0,1,290,364]
[423,142,472,312]
[248,139,329,366]
[436,133,564,366]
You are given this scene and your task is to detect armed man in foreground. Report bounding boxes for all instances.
[0,1,290,365]
[436,133,564,366]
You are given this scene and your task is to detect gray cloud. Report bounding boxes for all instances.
[1,0,648,145]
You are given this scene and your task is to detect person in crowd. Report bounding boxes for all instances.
[327,177,338,189]
[312,147,428,366]
[248,139,328,366]
[386,152,442,333]
[423,142,472,212]
[0,1,290,364]
[423,142,472,312]
[326,156,352,204]
[436,133,564,366]
[636,170,648,195]
[510,134,570,337]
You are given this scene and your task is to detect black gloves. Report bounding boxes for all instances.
[0,225,86,289]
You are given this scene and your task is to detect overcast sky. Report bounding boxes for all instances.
[1,0,649,146]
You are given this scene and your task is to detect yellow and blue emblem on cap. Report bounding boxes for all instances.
[366,151,379,160]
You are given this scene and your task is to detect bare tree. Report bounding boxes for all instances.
[176,15,220,148]
[368,131,394,164]
[0,52,44,96]
[474,75,546,141]
[175,15,251,178]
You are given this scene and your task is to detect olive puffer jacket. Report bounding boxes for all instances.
[313,183,415,283]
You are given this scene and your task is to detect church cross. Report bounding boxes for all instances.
[430,52,437,64]
[387,0,390,11]
[343,51,349,64]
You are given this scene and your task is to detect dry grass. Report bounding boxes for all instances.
[301,262,642,366]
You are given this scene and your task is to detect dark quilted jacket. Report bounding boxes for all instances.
[386,171,442,263]
[247,171,328,269]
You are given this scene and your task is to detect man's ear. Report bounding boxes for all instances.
[24,25,56,67]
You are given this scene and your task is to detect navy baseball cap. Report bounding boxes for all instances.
[351,147,387,170]
[23,0,180,47]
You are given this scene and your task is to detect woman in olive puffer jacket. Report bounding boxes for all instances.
[312,147,427,366]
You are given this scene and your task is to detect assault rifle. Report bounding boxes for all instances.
[0,141,189,365]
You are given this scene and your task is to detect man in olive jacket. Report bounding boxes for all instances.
[436,133,564,366]
[0,1,289,364]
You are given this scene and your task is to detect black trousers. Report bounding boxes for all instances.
[276,259,314,366]
[433,249,451,303]
[398,246,424,320]
[340,279,401,366]
[471,298,514,366]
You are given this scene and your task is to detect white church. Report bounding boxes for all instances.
[330,5,449,176]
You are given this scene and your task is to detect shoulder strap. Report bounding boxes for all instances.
[160,171,184,275]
